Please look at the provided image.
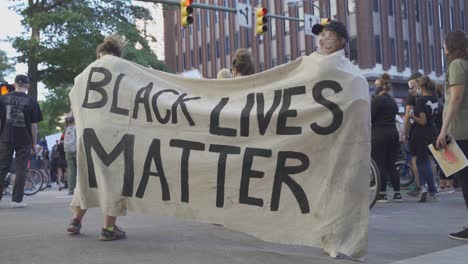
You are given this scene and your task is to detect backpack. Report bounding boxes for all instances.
[51,145,60,160]
[64,125,77,153]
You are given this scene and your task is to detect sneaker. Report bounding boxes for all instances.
[429,194,439,202]
[449,229,468,241]
[10,202,27,208]
[407,188,420,197]
[393,193,403,202]
[67,218,82,235]
[418,191,428,202]
[377,193,388,203]
[67,190,74,196]
[100,225,126,241]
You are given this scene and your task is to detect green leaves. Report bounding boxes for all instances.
[0,50,14,82]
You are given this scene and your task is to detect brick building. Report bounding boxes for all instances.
[163,0,468,100]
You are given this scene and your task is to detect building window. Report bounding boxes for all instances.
[176,55,179,71]
[441,48,446,72]
[462,11,465,30]
[330,0,337,19]
[389,0,394,16]
[246,29,251,48]
[430,45,435,71]
[189,25,192,35]
[415,0,420,22]
[216,39,220,58]
[174,25,178,38]
[428,0,433,26]
[438,4,444,28]
[205,10,210,27]
[182,28,185,38]
[259,63,264,71]
[348,0,356,14]
[403,40,410,67]
[417,43,422,68]
[191,50,194,67]
[390,38,396,66]
[198,47,202,63]
[197,15,201,31]
[207,43,211,61]
[450,7,455,30]
[375,36,382,64]
[349,37,357,63]
[402,0,408,19]
[225,36,230,54]
[223,0,228,7]
[235,32,239,49]
[373,0,379,12]
[215,11,219,24]
[183,52,186,70]
[271,58,277,67]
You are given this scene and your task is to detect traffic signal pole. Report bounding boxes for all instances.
[136,0,306,22]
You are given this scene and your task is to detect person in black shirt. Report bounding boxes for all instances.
[409,76,439,202]
[0,74,43,208]
[403,72,423,196]
[371,73,402,202]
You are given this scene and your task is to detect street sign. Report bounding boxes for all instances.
[304,14,318,36]
[236,1,252,28]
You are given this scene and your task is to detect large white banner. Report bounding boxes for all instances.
[70,51,370,260]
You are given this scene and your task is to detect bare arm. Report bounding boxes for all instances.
[31,123,38,150]
[412,112,427,126]
[436,84,464,148]
[403,105,413,137]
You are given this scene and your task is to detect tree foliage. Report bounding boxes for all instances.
[0,50,13,82]
[9,0,168,137]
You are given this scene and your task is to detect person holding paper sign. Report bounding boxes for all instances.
[436,31,468,241]
[409,76,438,202]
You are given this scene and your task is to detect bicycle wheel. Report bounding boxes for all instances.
[38,169,50,191]
[370,158,381,209]
[24,169,43,196]
[396,161,415,187]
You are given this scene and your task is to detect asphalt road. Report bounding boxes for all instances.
[1,188,467,264]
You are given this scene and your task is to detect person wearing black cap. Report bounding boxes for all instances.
[0,74,43,208]
[312,20,348,55]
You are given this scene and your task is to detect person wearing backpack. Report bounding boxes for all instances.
[64,113,76,195]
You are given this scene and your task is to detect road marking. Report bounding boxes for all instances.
[390,245,468,264]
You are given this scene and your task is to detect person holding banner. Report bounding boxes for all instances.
[370,74,401,203]
[231,49,254,77]
[67,36,126,241]
[436,30,468,241]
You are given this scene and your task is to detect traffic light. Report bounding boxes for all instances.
[0,83,13,96]
[255,7,268,35]
[180,0,194,27]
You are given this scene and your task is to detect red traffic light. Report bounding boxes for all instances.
[182,0,193,6]
[256,7,267,17]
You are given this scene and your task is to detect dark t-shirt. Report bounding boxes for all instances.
[410,96,438,156]
[405,94,416,107]
[371,93,398,128]
[0,92,43,146]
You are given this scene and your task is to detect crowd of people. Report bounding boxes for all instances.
[1,19,467,244]
[371,30,468,240]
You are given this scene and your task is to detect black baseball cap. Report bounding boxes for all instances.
[408,72,423,81]
[312,20,349,42]
[14,74,30,84]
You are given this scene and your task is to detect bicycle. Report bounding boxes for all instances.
[2,168,43,197]
[370,158,380,209]
[396,144,416,188]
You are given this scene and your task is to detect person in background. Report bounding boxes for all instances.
[404,72,423,196]
[217,68,233,79]
[409,76,439,202]
[64,112,77,196]
[67,35,127,241]
[436,30,468,241]
[371,73,402,202]
[55,135,67,191]
[0,74,43,208]
[231,49,254,77]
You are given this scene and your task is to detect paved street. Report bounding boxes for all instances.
[1,188,468,264]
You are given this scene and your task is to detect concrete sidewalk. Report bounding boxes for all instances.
[0,190,467,264]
